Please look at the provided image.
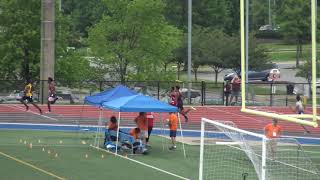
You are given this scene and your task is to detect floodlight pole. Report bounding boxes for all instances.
[187,0,192,104]
[268,0,271,26]
[40,0,55,104]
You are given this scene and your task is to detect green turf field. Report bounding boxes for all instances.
[0,130,199,180]
[0,129,320,180]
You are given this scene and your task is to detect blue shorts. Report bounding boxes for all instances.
[170,130,177,137]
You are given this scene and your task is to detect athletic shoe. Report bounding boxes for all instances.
[169,146,177,150]
[39,109,43,115]
[190,106,197,110]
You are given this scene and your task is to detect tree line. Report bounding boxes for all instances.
[0,0,319,86]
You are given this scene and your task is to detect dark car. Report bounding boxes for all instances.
[224,64,280,82]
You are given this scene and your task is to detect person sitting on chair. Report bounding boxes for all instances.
[129,127,147,154]
[105,116,118,142]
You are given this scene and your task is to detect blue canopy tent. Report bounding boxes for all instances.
[101,94,185,156]
[84,85,138,106]
[83,85,138,148]
[102,94,178,112]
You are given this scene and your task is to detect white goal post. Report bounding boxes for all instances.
[199,118,320,180]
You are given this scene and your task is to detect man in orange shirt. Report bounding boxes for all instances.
[134,112,148,144]
[264,118,282,159]
[167,112,178,150]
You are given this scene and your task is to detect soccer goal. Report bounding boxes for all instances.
[199,118,320,180]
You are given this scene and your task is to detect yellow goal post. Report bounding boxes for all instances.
[239,0,319,127]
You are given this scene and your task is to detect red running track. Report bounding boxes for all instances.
[1,104,320,134]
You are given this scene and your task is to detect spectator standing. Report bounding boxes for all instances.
[224,81,231,106]
[167,112,178,150]
[229,76,241,105]
[134,112,148,145]
[264,119,282,159]
[146,112,154,146]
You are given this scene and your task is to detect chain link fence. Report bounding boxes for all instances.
[0,80,318,106]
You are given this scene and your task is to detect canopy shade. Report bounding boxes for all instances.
[102,94,178,112]
[84,85,138,106]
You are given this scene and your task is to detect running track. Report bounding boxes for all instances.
[0,104,320,136]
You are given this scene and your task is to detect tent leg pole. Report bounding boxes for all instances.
[97,109,104,148]
[94,108,102,147]
[115,112,121,155]
[177,113,186,158]
[160,113,165,151]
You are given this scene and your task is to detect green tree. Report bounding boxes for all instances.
[60,0,106,47]
[201,29,239,83]
[0,0,40,81]
[276,0,311,67]
[55,51,93,86]
[88,0,182,82]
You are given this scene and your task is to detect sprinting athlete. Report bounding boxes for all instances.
[175,85,196,122]
[20,79,42,114]
[47,77,58,112]
[292,95,310,134]
[169,87,177,106]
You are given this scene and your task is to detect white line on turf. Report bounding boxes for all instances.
[0,121,320,141]
[7,105,59,121]
[90,145,190,180]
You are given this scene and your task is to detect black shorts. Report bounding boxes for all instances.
[177,103,184,111]
[170,130,177,137]
[22,96,33,103]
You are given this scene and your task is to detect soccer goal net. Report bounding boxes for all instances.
[199,118,320,180]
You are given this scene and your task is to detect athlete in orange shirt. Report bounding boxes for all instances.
[129,128,141,140]
[264,119,282,159]
[134,112,148,144]
[167,112,178,150]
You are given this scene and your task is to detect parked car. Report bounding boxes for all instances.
[224,63,280,82]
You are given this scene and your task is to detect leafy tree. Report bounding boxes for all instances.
[276,0,311,67]
[193,0,232,32]
[88,0,182,82]
[60,0,106,47]
[0,0,40,81]
[201,29,239,83]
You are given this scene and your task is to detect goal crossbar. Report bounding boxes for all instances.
[241,109,318,127]
[239,0,318,127]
